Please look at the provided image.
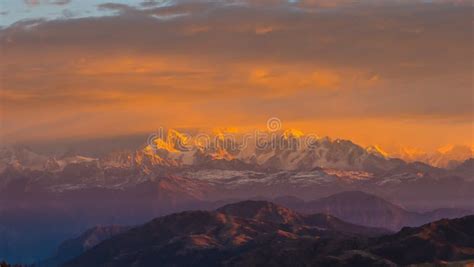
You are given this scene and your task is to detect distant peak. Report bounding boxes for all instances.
[145,128,191,153]
[283,128,305,139]
[437,144,473,155]
[366,145,389,158]
[167,128,188,139]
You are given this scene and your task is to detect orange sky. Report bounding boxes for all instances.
[0,0,472,154]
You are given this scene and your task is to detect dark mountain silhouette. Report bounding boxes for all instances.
[47,201,388,266]
[62,201,474,267]
[303,191,420,230]
[40,225,130,267]
[302,191,472,230]
[62,201,389,267]
[63,210,286,267]
[370,215,474,265]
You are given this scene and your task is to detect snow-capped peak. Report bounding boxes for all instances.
[366,145,389,159]
[283,128,305,139]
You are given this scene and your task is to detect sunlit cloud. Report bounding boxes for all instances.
[0,0,472,151]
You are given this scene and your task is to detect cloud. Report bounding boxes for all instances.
[0,0,472,148]
[140,0,162,7]
[24,0,71,6]
[97,3,134,12]
[24,0,40,6]
[51,0,71,5]
[98,1,219,17]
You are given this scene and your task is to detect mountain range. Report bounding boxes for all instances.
[0,131,472,264]
[1,133,472,204]
[394,145,474,169]
[42,200,388,266]
[32,193,474,266]
[57,201,474,267]
[2,130,472,175]
[1,142,472,215]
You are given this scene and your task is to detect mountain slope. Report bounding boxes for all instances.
[302,191,473,231]
[453,158,474,181]
[216,200,304,225]
[217,200,390,236]
[370,215,474,265]
[303,191,420,230]
[41,225,130,267]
